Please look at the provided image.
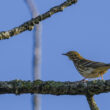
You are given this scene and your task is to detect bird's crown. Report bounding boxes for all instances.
[62,51,83,60]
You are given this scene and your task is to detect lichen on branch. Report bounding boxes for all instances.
[0,79,110,95]
[0,0,77,40]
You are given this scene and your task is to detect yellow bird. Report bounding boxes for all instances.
[62,51,110,80]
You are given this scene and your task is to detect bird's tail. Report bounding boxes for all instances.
[105,64,110,68]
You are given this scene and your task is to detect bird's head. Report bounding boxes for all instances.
[62,51,83,60]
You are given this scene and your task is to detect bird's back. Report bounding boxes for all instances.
[72,58,110,78]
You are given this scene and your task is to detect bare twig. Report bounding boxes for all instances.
[0,0,77,40]
[86,95,99,110]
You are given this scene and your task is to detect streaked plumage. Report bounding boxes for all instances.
[62,51,110,80]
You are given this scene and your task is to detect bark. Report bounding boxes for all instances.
[86,95,99,110]
[0,0,77,40]
[0,79,109,95]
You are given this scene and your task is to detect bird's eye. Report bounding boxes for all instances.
[74,54,77,57]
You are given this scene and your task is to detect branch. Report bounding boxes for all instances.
[0,79,110,95]
[0,0,77,40]
[86,95,99,110]
[25,0,42,110]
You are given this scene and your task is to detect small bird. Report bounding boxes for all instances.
[62,51,110,80]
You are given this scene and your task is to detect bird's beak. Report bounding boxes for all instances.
[62,53,67,56]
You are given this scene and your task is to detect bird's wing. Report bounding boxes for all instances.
[80,59,108,68]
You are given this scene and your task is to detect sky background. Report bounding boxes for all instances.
[0,0,110,110]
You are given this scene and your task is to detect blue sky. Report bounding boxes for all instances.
[0,0,110,110]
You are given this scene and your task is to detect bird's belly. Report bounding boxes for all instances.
[78,68,96,78]
[77,67,107,78]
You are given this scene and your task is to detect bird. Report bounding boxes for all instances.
[62,51,110,81]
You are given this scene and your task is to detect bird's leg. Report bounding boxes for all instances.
[101,74,103,80]
[99,73,103,80]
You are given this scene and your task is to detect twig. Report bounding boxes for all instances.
[86,95,99,110]
[0,0,77,40]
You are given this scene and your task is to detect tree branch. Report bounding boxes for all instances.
[0,79,110,95]
[86,95,99,110]
[24,0,42,110]
[0,0,77,40]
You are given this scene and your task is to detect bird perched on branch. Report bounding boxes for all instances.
[62,51,110,80]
